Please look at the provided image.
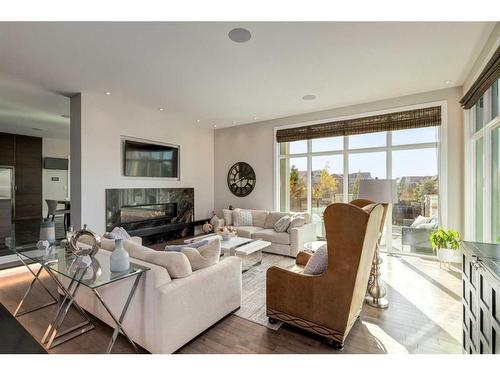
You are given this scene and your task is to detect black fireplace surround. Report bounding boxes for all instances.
[105,188,196,245]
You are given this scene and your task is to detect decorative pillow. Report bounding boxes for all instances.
[233,210,253,227]
[251,210,268,228]
[222,209,233,226]
[416,222,437,230]
[264,212,288,229]
[410,215,431,228]
[181,238,221,271]
[303,244,328,275]
[164,239,209,252]
[287,215,307,233]
[274,215,291,232]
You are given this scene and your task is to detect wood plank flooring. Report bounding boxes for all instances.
[0,253,462,354]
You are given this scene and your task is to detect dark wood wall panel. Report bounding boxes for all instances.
[0,133,15,165]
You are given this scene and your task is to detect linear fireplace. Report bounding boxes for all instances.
[105,188,196,245]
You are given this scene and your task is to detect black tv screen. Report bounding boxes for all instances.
[123,140,179,178]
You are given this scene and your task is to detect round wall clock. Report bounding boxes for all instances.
[227,162,256,197]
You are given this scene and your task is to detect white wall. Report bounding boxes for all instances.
[71,92,214,233]
[214,87,464,233]
[42,137,70,216]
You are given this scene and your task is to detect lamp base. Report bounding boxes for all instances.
[365,296,389,309]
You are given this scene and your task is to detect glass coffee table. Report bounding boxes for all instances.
[220,236,271,272]
[13,245,149,353]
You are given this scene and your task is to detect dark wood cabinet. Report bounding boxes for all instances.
[462,242,500,354]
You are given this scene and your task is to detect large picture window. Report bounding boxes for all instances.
[276,105,443,255]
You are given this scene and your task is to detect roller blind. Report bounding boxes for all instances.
[460,44,500,110]
[276,106,441,143]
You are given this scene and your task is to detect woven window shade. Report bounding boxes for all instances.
[276,106,441,143]
[460,44,500,110]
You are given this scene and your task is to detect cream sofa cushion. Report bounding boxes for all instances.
[233,210,252,226]
[222,209,233,226]
[181,238,221,271]
[264,211,289,229]
[252,228,290,245]
[250,210,268,228]
[236,226,264,238]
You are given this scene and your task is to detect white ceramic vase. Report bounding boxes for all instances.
[110,239,130,273]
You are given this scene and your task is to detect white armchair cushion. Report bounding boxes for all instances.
[250,210,268,227]
[181,238,221,271]
[252,229,290,245]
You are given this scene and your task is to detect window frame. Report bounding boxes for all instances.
[465,84,500,242]
[274,101,448,246]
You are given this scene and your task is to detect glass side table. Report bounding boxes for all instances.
[13,246,149,353]
[303,240,327,253]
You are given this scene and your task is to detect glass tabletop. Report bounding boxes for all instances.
[14,245,149,289]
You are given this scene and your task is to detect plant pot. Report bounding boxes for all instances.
[436,248,462,263]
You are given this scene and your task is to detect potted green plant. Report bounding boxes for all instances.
[430,227,462,263]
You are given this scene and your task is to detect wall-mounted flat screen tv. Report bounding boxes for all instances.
[123,139,179,178]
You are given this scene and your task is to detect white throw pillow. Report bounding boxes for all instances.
[233,210,253,227]
[181,238,221,271]
[303,244,328,275]
[264,212,288,229]
[410,215,431,228]
[274,215,291,232]
[287,214,307,233]
[222,209,233,226]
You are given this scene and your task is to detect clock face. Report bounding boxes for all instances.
[227,162,256,197]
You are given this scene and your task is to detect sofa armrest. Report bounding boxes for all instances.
[289,222,316,257]
[130,236,142,245]
[296,251,313,267]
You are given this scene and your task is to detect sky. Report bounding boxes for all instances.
[287,127,439,179]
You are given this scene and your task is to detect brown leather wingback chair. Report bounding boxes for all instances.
[266,202,384,348]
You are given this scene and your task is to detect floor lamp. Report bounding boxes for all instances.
[358,179,397,309]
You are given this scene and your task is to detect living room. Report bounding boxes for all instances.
[0,1,499,374]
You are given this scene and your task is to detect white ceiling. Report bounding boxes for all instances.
[0,22,495,129]
[0,72,70,139]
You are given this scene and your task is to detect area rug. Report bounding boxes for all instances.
[232,253,295,330]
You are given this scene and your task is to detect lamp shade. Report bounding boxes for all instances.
[358,179,397,204]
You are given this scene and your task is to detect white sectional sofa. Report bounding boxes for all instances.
[74,237,242,353]
[222,208,316,257]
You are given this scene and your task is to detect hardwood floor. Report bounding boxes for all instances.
[0,253,462,354]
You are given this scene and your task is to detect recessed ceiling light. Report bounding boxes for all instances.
[196,119,200,123]
[159,108,165,111]
[105,92,111,95]
[213,125,217,128]
[228,28,252,43]
[253,116,258,120]
[443,80,453,85]
[302,94,317,101]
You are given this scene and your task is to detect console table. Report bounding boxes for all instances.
[13,246,149,353]
[461,241,500,354]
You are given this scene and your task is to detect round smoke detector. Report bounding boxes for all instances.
[228,28,252,43]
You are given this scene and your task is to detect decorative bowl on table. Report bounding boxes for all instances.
[217,226,237,241]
